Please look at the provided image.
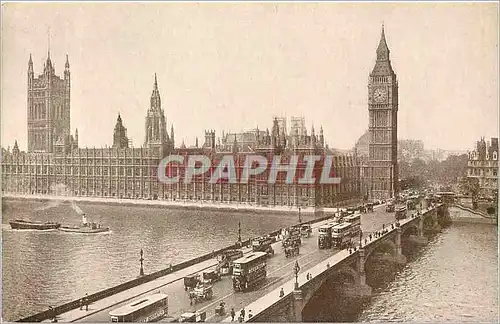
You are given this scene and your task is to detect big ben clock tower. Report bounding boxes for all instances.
[368,25,399,200]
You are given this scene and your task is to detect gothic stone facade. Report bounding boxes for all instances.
[2,53,362,208]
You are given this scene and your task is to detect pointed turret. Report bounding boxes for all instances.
[13,140,20,155]
[28,54,33,72]
[232,137,239,153]
[319,125,324,147]
[64,54,70,81]
[113,114,129,149]
[170,125,175,144]
[150,73,161,111]
[371,24,395,76]
[376,24,390,61]
[28,54,34,86]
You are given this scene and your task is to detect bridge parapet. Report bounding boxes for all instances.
[238,204,447,322]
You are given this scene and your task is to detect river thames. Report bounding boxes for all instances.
[2,199,498,322]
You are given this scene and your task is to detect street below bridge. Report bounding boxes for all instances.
[50,204,396,323]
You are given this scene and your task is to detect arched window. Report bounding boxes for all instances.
[493,151,498,160]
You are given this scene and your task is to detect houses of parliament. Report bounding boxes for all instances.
[1,27,399,208]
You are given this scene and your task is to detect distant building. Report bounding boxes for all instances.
[398,139,424,162]
[467,137,498,197]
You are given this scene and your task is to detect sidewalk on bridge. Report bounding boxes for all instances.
[43,258,219,323]
[39,218,334,323]
[222,249,352,322]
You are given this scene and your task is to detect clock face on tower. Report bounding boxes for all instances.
[373,87,387,103]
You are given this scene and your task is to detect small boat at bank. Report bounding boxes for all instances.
[9,219,61,230]
[59,214,109,234]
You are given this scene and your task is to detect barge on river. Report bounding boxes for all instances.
[9,219,61,230]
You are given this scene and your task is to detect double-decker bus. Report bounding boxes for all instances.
[332,223,353,248]
[435,192,456,204]
[318,224,334,249]
[395,205,407,220]
[344,214,361,228]
[232,252,267,292]
[109,293,168,322]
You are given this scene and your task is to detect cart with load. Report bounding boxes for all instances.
[183,275,200,291]
[202,270,221,284]
[252,237,274,256]
[189,284,213,304]
[300,224,312,237]
[284,245,299,257]
[179,311,207,323]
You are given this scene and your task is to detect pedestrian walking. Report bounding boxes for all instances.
[84,293,89,311]
[79,297,84,310]
[248,310,253,319]
[279,288,284,297]
[241,308,245,320]
[231,308,236,322]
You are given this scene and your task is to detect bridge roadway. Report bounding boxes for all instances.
[45,204,394,323]
[225,204,440,323]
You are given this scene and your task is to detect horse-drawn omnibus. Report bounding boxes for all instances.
[232,252,267,292]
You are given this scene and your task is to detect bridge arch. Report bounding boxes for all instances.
[401,224,418,236]
[301,265,358,322]
[365,237,397,262]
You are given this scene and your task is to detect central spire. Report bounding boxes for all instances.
[150,73,161,111]
[47,27,51,60]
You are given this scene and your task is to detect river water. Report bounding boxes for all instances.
[2,200,498,322]
[358,221,498,323]
[1,199,309,321]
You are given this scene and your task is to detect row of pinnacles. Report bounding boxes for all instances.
[468,137,498,161]
[204,117,326,154]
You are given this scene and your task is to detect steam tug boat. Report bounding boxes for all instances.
[59,214,110,234]
[9,219,61,230]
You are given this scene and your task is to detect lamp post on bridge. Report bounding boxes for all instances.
[294,260,300,290]
[139,249,144,277]
[237,220,242,247]
[298,207,302,224]
[359,230,363,248]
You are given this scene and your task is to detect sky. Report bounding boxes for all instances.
[1,2,498,151]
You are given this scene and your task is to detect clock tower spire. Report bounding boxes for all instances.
[367,25,399,200]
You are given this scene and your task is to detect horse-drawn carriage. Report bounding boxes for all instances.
[188,284,213,304]
[184,275,201,291]
[300,224,312,237]
[201,270,221,284]
[179,311,207,322]
[284,245,299,257]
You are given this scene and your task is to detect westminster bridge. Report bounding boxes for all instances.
[232,203,449,322]
[18,202,449,323]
